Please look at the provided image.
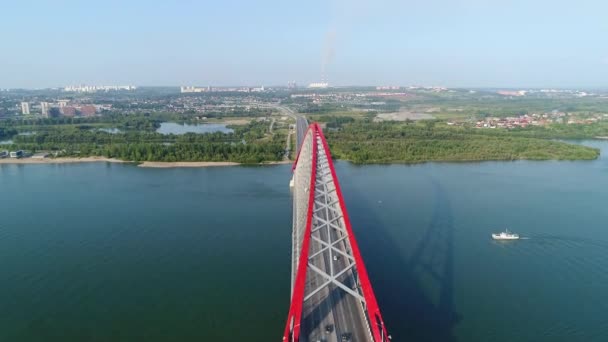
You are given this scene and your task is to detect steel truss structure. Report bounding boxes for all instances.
[284,123,389,342]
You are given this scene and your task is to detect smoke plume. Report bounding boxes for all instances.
[321,29,337,81]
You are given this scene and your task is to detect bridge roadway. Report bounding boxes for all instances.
[299,134,371,342]
[295,116,308,152]
[287,123,381,342]
[291,112,308,294]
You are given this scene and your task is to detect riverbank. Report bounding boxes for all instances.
[0,157,292,168]
[0,157,126,165]
[138,160,292,168]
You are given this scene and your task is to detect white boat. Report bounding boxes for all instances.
[492,229,519,240]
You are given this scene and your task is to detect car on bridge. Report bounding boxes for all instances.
[341,332,352,342]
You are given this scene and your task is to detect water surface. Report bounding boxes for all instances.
[156,122,233,135]
[2,141,608,341]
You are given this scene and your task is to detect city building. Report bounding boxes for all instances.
[79,105,96,117]
[58,100,70,108]
[61,106,77,117]
[10,150,24,158]
[40,102,50,117]
[181,86,209,93]
[308,82,329,89]
[21,102,30,115]
[63,85,136,93]
[497,90,527,96]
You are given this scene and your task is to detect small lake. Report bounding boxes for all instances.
[97,128,122,134]
[156,122,233,135]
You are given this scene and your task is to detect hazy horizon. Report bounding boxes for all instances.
[4,85,608,91]
[2,0,607,89]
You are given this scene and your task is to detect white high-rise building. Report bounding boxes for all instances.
[63,85,136,93]
[181,86,208,93]
[40,102,50,117]
[307,82,329,89]
[21,102,30,115]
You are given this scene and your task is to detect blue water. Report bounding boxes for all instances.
[1,141,608,341]
[156,122,233,135]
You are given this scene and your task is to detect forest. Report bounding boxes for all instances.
[2,119,285,163]
[325,121,600,164]
[2,112,605,164]
[0,127,17,140]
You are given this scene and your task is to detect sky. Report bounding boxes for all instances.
[1,0,607,88]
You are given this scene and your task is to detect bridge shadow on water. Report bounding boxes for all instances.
[347,178,460,342]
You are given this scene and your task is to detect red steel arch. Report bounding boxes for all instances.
[283,123,389,342]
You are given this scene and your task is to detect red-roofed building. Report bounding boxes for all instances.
[61,106,77,117]
[79,105,96,117]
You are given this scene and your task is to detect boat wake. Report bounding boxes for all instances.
[493,233,608,292]
[528,234,608,249]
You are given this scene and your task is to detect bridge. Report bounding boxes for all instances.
[284,118,390,342]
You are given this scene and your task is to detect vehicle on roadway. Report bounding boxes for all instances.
[325,324,334,334]
[341,332,352,341]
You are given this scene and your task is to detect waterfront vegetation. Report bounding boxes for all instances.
[326,121,601,164]
[316,115,356,129]
[2,110,607,164]
[0,127,17,140]
[0,115,285,163]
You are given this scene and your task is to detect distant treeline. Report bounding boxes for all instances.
[476,122,608,140]
[1,109,273,129]
[0,127,17,140]
[325,121,600,164]
[316,116,355,128]
[297,104,341,114]
[9,120,285,163]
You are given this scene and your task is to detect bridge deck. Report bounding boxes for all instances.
[300,132,371,341]
[285,122,388,342]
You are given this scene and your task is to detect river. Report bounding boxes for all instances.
[1,141,608,341]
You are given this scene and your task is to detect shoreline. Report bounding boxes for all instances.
[2,151,599,168]
[138,160,292,168]
[0,157,292,168]
[138,161,240,168]
[0,157,126,165]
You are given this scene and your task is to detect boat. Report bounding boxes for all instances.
[492,229,519,240]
